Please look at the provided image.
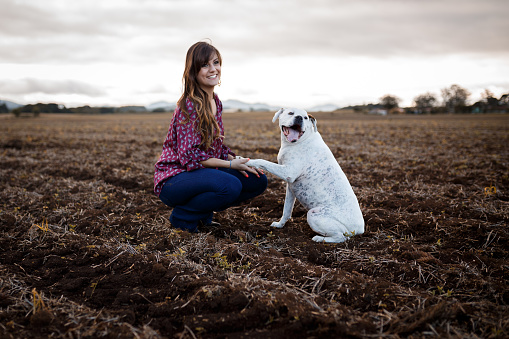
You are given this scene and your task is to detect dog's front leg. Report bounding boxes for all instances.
[271,183,295,228]
[246,159,299,183]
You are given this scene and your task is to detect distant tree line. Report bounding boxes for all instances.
[11,103,66,117]
[0,103,9,114]
[5,83,509,117]
[340,84,508,115]
[377,84,508,114]
[10,103,151,117]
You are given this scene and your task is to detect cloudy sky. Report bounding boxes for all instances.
[1,0,509,109]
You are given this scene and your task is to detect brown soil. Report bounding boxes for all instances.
[0,112,508,338]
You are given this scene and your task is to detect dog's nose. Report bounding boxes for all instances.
[294,115,303,123]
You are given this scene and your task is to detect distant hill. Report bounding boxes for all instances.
[0,99,23,111]
[223,100,342,113]
[145,99,281,113]
[2,98,346,114]
[223,99,280,112]
[306,104,341,112]
[146,101,176,112]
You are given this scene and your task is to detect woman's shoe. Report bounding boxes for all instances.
[171,223,200,233]
[199,220,221,227]
[169,217,200,233]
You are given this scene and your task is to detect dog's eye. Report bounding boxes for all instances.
[304,116,308,119]
[288,112,294,115]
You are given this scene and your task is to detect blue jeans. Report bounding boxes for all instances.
[159,168,267,232]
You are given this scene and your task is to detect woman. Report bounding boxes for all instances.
[154,41,267,232]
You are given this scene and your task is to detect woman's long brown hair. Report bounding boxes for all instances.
[177,41,223,150]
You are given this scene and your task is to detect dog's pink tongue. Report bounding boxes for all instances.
[286,128,300,142]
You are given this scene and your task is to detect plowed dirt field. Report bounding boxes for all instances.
[1,112,508,338]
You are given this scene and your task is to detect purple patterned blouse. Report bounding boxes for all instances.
[153,94,235,196]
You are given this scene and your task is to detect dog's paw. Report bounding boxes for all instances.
[312,235,325,242]
[246,159,262,168]
[270,221,285,228]
[312,235,346,243]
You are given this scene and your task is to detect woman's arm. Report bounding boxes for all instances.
[200,157,261,177]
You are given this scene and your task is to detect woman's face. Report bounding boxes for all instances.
[196,53,221,91]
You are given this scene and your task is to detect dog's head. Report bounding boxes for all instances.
[272,108,317,144]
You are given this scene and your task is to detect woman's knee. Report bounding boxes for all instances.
[247,173,268,196]
[257,174,268,193]
[159,181,177,207]
[218,176,242,201]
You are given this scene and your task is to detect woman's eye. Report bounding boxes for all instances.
[202,63,208,68]
[213,60,220,65]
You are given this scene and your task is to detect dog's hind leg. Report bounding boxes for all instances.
[307,207,348,243]
[271,184,296,228]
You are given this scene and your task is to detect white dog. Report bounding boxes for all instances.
[247,108,364,243]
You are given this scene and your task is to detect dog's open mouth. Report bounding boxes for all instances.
[282,125,304,143]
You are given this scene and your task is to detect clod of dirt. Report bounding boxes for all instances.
[0,293,13,308]
[30,309,53,328]
[0,213,16,229]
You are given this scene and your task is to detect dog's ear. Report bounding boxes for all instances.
[272,108,284,123]
[308,114,317,132]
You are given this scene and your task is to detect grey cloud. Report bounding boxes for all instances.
[219,0,509,58]
[0,1,115,38]
[0,0,508,65]
[0,78,106,96]
[0,1,185,64]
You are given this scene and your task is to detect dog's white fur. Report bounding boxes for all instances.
[247,108,364,243]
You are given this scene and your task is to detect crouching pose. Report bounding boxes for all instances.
[154,41,267,232]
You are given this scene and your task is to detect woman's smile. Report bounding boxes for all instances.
[197,53,221,90]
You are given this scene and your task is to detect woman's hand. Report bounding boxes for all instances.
[200,156,264,178]
[230,157,263,178]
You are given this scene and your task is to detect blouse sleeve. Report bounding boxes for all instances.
[173,110,210,171]
[221,144,235,159]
